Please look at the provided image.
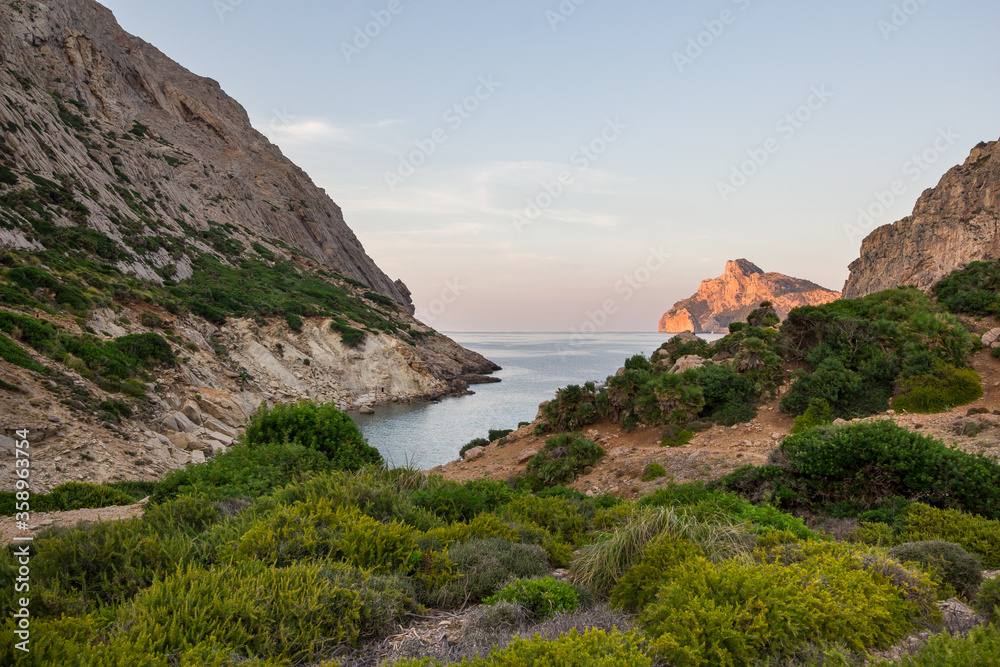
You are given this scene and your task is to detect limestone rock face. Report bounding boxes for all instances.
[0,0,412,309]
[843,139,1000,298]
[658,260,841,334]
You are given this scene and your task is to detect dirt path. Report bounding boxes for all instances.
[0,501,146,544]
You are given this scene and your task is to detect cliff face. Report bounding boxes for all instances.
[844,140,1000,298]
[0,0,501,490]
[0,0,412,307]
[659,260,841,334]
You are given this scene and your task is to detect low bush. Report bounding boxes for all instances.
[241,400,383,470]
[538,383,599,433]
[485,576,579,621]
[610,534,705,613]
[977,577,1000,622]
[888,541,983,598]
[933,260,1000,317]
[776,421,1000,518]
[871,625,1000,666]
[458,437,488,458]
[410,478,518,523]
[903,503,1000,568]
[526,433,605,486]
[503,495,586,544]
[153,441,334,502]
[640,548,927,666]
[641,462,668,482]
[0,481,137,515]
[320,562,417,641]
[893,364,984,413]
[392,629,651,667]
[432,537,549,608]
[113,561,363,661]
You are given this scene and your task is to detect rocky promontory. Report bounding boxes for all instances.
[659,259,841,334]
[844,139,1000,298]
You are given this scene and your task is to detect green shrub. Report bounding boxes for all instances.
[640,548,926,665]
[695,362,758,426]
[153,441,334,502]
[781,287,973,420]
[0,332,46,372]
[241,400,383,470]
[114,561,362,661]
[420,513,521,551]
[790,397,834,434]
[977,578,1000,622]
[0,481,137,515]
[610,534,705,613]
[539,382,600,433]
[526,433,605,487]
[489,428,514,442]
[391,629,651,667]
[888,541,983,598]
[21,517,190,617]
[503,495,586,544]
[933,260,1000,317]
[284,312,303,332]
[410,478,518,523]
[642,462,668,482]
[235,502,422,573]
[485,576,579,621]
[655,335,712,366]
[433,537,549,607]
[893,364,984,413]
[904,503,1000,568]
[871,625,1000,666]
[319,562,417,641]
[778,421,1000,518]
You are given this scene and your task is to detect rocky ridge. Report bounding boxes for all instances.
[844,138,1000,298]
[659,259,841,334]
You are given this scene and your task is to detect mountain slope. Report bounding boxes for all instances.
[844,139,1000,298]
[0,0,499,491]
[659,259,841,334]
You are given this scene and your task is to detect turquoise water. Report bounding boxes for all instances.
[349,332,695,469]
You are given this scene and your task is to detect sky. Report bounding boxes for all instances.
[97,0,1000,332]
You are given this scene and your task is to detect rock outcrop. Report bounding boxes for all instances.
[844,139,1000,298]
[659,260,841,334]
[0,0,412,308]
[0,0,501,490]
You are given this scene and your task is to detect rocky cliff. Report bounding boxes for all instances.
[659,259,841,334]
[0,0,499,491]
[844,139,1000,298]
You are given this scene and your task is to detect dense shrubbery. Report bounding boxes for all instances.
[242,400,383,470]
[525,433,605,486]
[872,626,1000,666]
[888,540,983,598]
[781,288,977,419]
[719,421,1000,519]
[933,260,1000,317]
[485,577,579,621]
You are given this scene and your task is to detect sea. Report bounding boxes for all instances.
[349,332,691,470]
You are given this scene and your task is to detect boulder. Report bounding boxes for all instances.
[985,328,1000,347]
[518,449,538,464]
[181,401,203,426]
[204,431,234,446]
[204,418,238,438]
[669,355,705,374]
[168,433,192,450]
[161,412,198,434]
[359,405,376,415]
[206,441,229,457]
[190,450,207,465]
[463,446,486,461]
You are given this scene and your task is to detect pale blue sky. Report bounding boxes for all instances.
[98,0,1000,331]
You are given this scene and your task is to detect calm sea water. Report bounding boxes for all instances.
[349,332,689,469]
